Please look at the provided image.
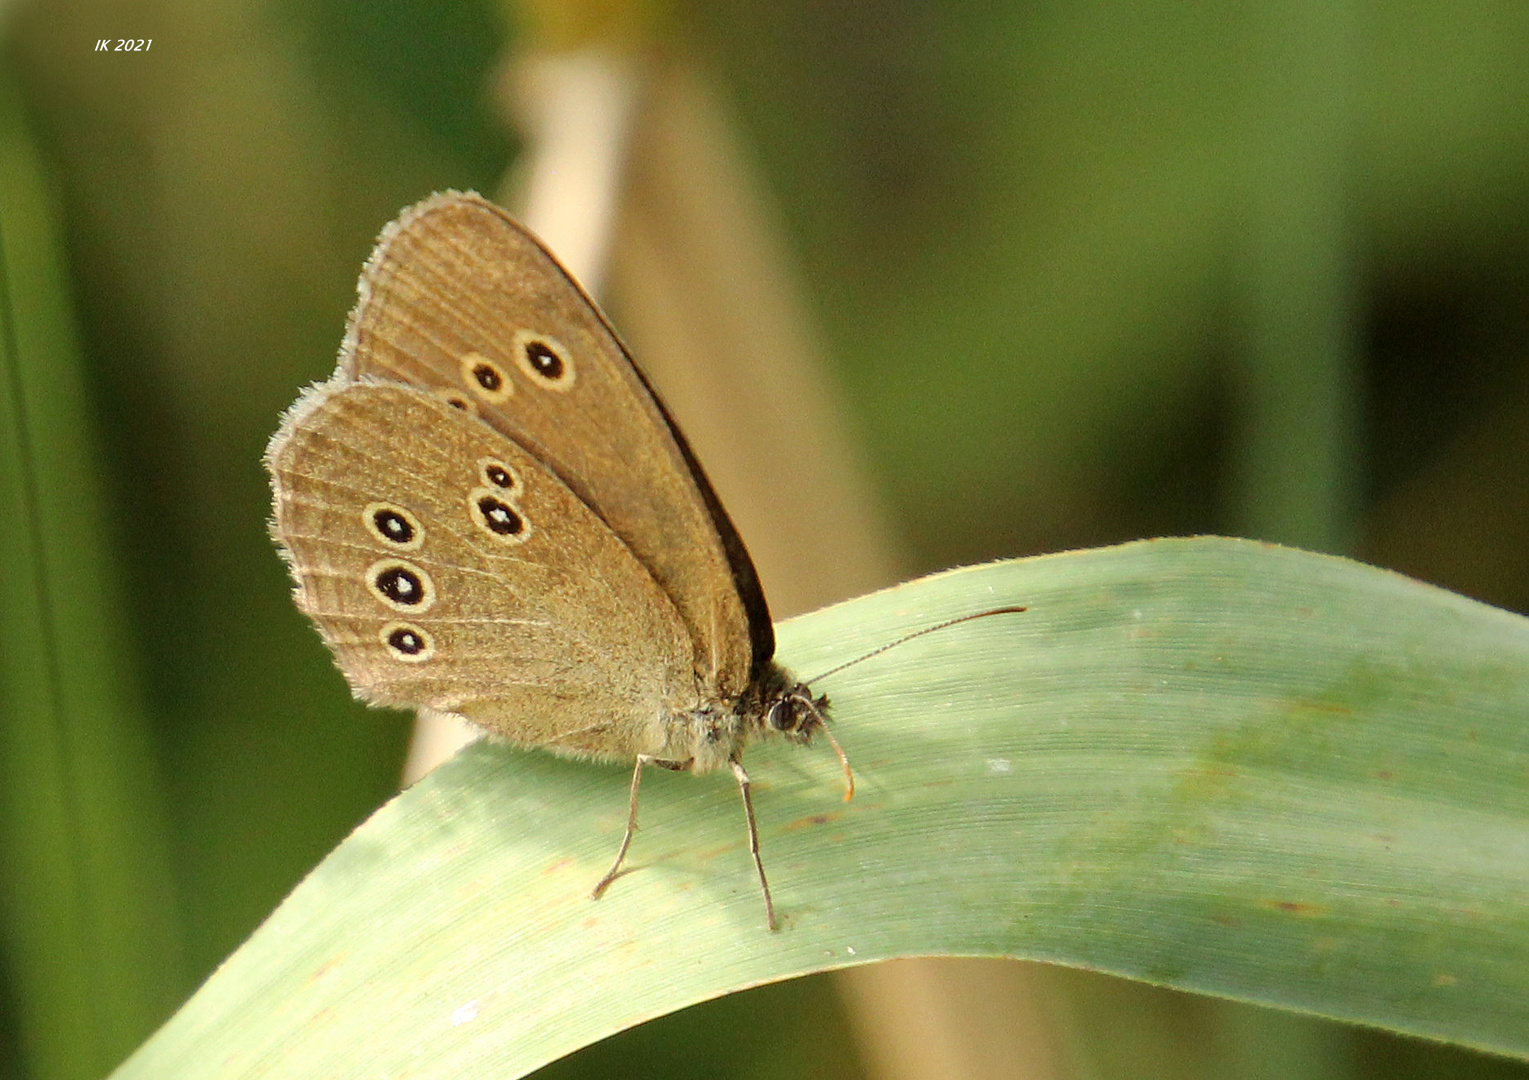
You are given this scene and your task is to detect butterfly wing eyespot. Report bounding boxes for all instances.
[366,558,437,612]
[511,330,576,391]
[380,622,435,662]
[477,458,518,491]
[468,487,531,544]
[363,502,424,550]
[458,352,513,403]
[434,388,479,415]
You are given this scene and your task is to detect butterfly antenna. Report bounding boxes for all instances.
[807,605,1029,685]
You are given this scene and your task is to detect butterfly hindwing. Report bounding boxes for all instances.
[267,378,696,761]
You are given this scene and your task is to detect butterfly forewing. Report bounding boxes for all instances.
[267,379,697,761]
[341,192,769,700]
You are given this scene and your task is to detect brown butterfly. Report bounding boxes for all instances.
[265,191,853,930]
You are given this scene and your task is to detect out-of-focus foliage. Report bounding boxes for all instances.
[2,0,1527,1078]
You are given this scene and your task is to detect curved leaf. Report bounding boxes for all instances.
[113,537,1529,1077]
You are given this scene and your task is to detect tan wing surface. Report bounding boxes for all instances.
[339,192,768,700]
[267,379,695,761]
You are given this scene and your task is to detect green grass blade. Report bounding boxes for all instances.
[113,537,1529,1077]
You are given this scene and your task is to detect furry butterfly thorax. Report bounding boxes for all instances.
[266,191,845,929]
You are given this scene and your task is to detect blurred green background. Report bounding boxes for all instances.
[2,0,1528,1078]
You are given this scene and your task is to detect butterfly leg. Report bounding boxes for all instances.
[592,754,652,900]
[730,757,778,931]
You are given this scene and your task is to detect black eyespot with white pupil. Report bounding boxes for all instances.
[467,485,530,544]
[473,362,503,392]
[457,351,511,403]
[478,496,522,536]
[524,341,563,380]
[380,622,434,663]
[511,331,575,389]
[372,508,413,544]
[362,503,423,551]
[375,565,425,604]
[484,462,515,490]
[367,562,435,611]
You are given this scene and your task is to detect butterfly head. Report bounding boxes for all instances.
[764,683,830,744]
[748,665,853,801]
